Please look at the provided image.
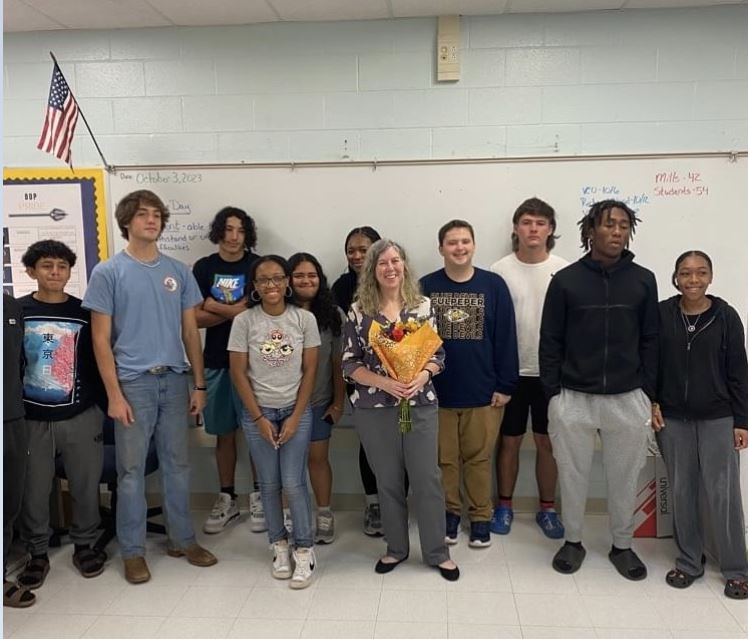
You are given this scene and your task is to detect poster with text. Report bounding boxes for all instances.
[3,168,108,299]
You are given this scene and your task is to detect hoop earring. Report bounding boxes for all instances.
[250,289,261,303]
[285,286,293,299]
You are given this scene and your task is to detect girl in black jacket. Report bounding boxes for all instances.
[652,250,748,599]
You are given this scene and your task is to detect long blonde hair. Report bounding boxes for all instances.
[354,239,423,317]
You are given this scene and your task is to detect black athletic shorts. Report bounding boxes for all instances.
[500,376,549,436]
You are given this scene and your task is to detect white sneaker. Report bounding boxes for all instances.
[271,540,292,579]
[249,491,267,533]
[315,511,335,545]
[203,493,239,534]
[290,547,316,589]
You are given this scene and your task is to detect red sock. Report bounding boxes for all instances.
[540,500,555,512]
[499,497,513,509]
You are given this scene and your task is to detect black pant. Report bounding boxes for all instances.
[359,444,378,496]
[4,418,28,575]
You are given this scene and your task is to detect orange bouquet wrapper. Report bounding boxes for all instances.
[368,318,442,432]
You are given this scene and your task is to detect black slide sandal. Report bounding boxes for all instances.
[17,557,50,590]
[552,543,586,574]
[609,548,647,581]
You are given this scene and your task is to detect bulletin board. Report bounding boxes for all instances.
[3,167,108,298]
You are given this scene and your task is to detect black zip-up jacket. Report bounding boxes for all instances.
[539,250,659,399]
[657,295,748,426]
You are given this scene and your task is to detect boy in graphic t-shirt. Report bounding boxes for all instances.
[192,207,263,535]
[17,240,106,591]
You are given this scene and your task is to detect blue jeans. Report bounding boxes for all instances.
[241,405,313,548]
[115,371,195,558]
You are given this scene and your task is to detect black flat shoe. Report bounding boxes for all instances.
[375,554,408,574]
[436,564,460,582]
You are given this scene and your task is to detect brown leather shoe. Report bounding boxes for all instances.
[123,556,151,584]
[167,544,217,567]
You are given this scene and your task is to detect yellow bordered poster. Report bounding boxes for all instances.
[3,168,108,298]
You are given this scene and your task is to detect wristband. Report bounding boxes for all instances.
[424,369,433,382]
[252,414,264,422]
[193,385,207,391]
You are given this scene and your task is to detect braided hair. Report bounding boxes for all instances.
[578,199,640,251]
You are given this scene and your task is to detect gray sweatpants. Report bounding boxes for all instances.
[354,404,450,566]
[548,388,650,548]
[657,416,748,580]
[21,405,104,555]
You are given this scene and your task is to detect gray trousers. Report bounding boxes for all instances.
[549,388,650,548]
[355,404,450,566]
[4,418,28,573]
[21,405,104,555]
[657,416,748,580]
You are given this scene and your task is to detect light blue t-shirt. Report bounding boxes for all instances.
[82,250,203,381]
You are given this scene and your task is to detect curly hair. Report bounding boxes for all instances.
[115,190,169,240]
[208,206,257,249]
[354,239,423,317]
[511,197,559,251]
[288,252,342,336]
[578,199,640,252]
[22,240,77,268]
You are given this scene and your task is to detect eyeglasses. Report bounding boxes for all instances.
[254,275,287,288]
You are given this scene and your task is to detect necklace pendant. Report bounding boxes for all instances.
[687,324,696,333]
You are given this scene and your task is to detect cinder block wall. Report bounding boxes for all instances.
[4,6,747,167]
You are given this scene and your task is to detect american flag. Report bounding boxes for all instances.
[37,63,79,166]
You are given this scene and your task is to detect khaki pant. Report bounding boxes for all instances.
[438,406,503,522]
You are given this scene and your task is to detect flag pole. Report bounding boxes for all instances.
[49,51,112,172]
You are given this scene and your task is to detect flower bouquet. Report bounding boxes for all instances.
[368,317,442,433]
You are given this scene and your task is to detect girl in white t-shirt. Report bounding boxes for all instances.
[228,255,320,589]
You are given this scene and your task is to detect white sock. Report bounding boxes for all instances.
[365,494,379,507]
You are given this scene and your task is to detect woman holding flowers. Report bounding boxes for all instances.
[342,239,459,581]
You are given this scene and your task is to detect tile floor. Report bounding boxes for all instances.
[4,510,748,639]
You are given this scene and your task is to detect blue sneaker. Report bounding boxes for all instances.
[469,521,492,548]
[445,511,460,545]
[490,506,513,535]
[536,510,565,539]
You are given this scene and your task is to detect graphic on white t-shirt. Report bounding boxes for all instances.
[260,327,295,367]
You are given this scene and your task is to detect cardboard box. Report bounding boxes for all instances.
[634,454,672,538]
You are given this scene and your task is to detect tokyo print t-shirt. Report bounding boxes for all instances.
[227,304,321,408]
[19,293,103,421]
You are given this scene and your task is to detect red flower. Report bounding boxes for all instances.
[391,326,405,342]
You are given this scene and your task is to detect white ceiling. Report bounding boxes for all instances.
[3,0,747,32]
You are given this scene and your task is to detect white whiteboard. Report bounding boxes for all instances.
[108,156,748,327]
